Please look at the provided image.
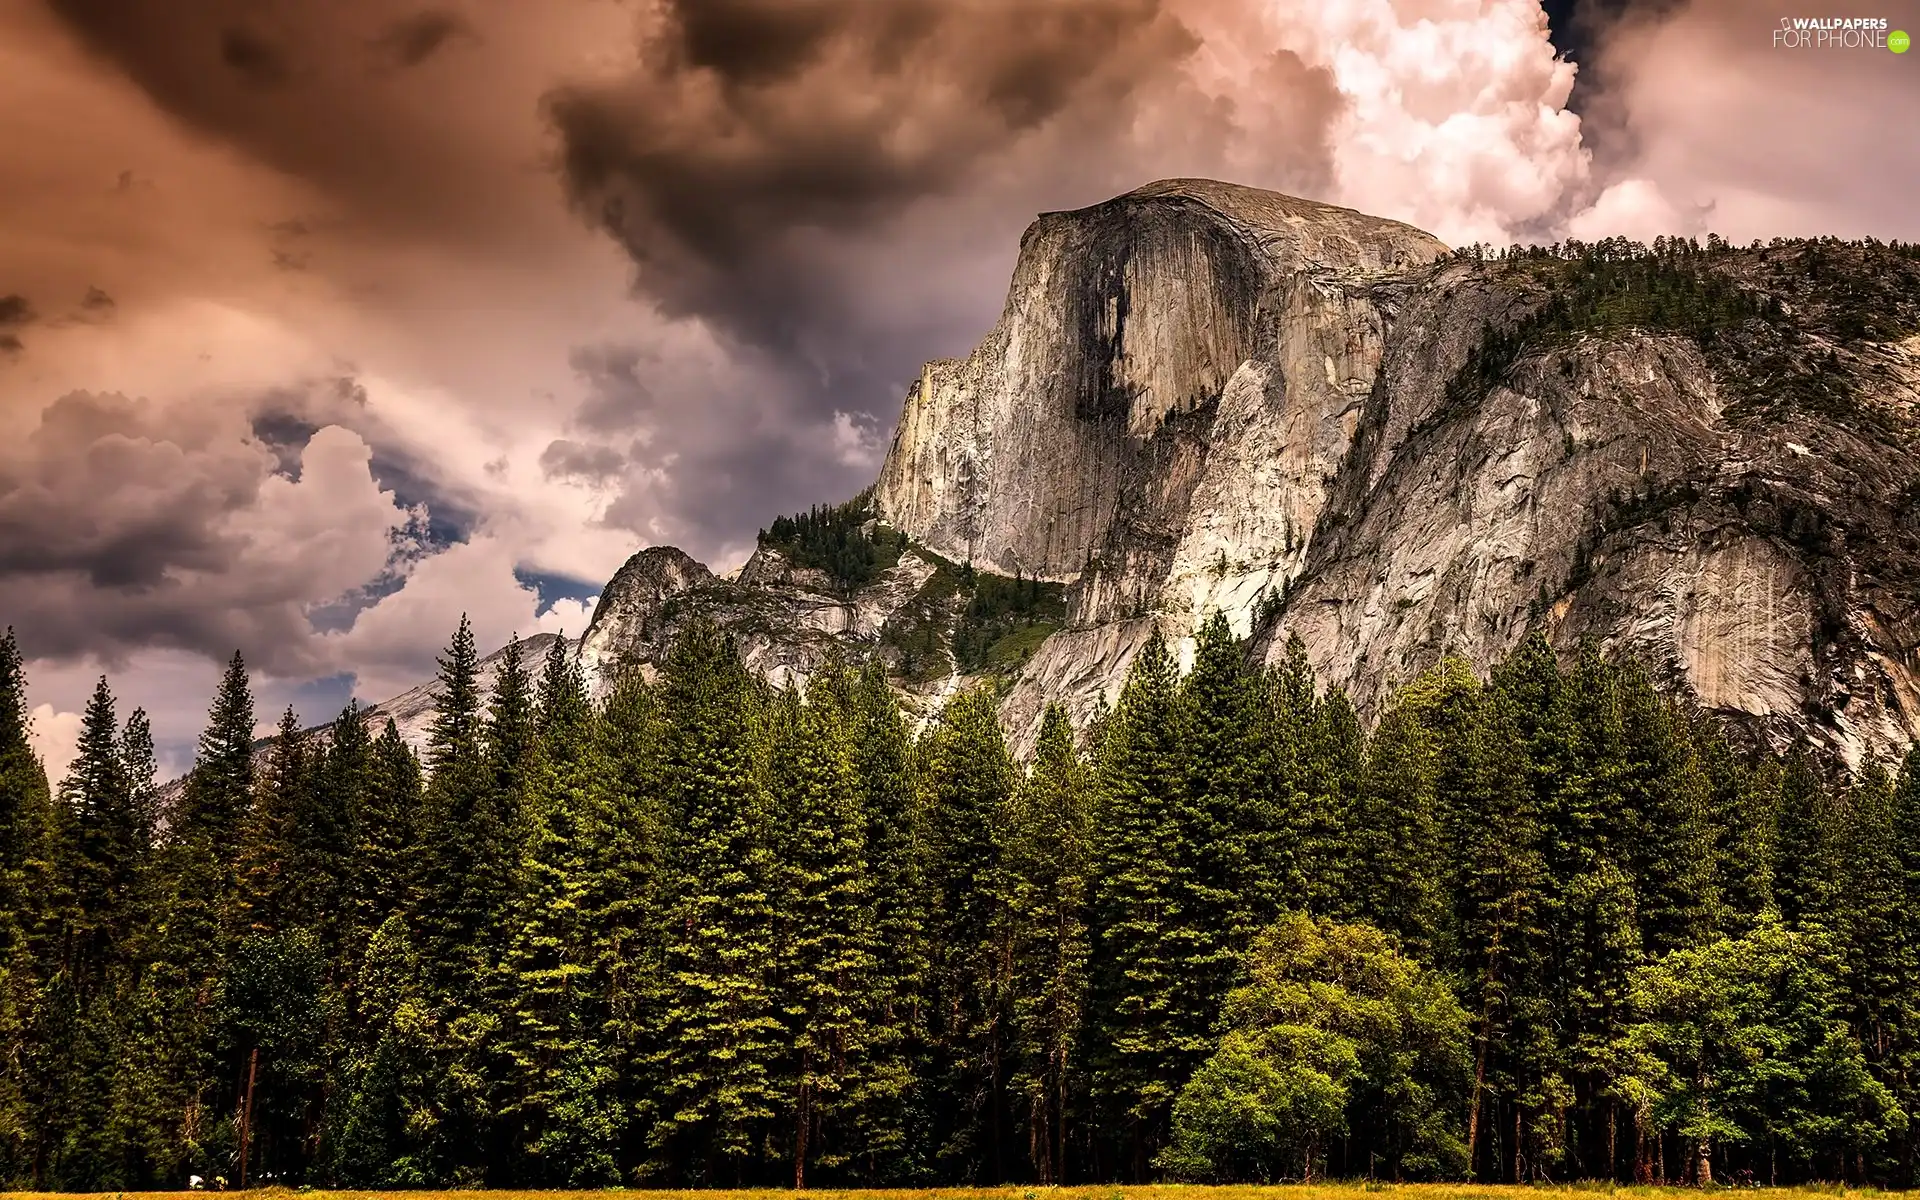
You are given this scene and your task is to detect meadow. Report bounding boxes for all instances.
[6,1186,1901,1200]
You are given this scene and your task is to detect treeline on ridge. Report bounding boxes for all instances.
[2,615,1918,1189]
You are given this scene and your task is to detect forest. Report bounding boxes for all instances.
[1,612,1917,1190]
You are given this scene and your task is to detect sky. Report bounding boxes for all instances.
[3,0,1917,781]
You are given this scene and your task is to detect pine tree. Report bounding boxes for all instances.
[1892,745,1920,1183]
[649,623,782,1181]
[843,657,927,1182]
[1172,614,1266,964]
[232,707,308,938]
[1696,720,1777,932]
[501,637,618,1185]
[1086,629,1194,1178]
[58,677,139,982]
[586,663,668,1168]
[299,703,368,960]
[1301,686,1366,917]
[1774,747,1843,931]
[769,671,873,1187]
[1448,683,1552,1180]
[918,684,1016,1181]
[413,616,493,992]
[120,709,160,862]
[139,652,259,1189]
[0,642,55,1184]
[357,720,421,937]
[1351,701,1451,961]
[1004,704,1090,1185]
[175,652,257,844]
[1254,633,1321,914]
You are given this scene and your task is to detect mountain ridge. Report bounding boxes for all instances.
[360,180,1920,767]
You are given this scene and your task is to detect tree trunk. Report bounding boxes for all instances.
[1513,1104,1525,1183]
[237,1047,259,1189]
[1466,1039,1488,1176]
[793,1069,810,1190]
[1606,1097,1618,1180]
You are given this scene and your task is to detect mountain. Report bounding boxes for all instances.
[565,180,1920,765]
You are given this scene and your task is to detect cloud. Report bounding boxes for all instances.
[0,394,410,672]
[1561,0,1920,245]
[318,531,584,701]
[27,702,83,785]
[371,10,478,71]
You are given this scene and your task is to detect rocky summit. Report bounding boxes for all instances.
[558,178,1920,766]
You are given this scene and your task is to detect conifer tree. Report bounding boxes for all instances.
[843,657,927,1181]
[586,663,668,1163]
[120,708,160,862]
[501,637,618,1185]
[1005,705,1090,1185]
[1086,629,1195,1177]
[0,631,55,1184]
[1351,701,1451,960]
[1449,683,1552,1180]
[1301,687,1365,917]
[1254,633,1321,913]
[232,707,308,938]
[413,616,492,991]
[1892,745,1920,1182]
[0,628,54,947]
[357,720,421,936]
[1696,720,1777,931]
[769,672,873,1187]
[299,703,368,959]
[176,652,257,844]
[58,677,139,981]
[140,652,258,1189]
[918,685,1016,1180]
[1774,747,1842,931]
[649,623,782,1181]
[1173,614,1266,964]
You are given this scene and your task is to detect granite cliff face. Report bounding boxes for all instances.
[566,179,1920,766]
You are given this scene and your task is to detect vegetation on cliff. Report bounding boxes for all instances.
[1440,235,1920,435]
[757,492,907,593]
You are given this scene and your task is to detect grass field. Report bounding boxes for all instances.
[7,1186,1897,1200]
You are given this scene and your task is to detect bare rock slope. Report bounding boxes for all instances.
[564,179,1920,764]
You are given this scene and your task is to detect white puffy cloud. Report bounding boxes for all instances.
[1198,0,1592,245]
[27,703,82,789]
[1564,0,1920,245]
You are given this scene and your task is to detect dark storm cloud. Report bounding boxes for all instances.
[542,0,1341,553]
[0,391,265,589]
[0,384,416,673]
[545,0,1201,352]
[372,10,477,70]
[40,0,574,250]
[0,295,31,354]
[539,438,627,486]
[218,25,291,88]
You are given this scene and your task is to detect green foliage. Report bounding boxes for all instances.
[1160,915,1471,1183]
[1436,235,1920,434]
[7,613,1918,1189]
[1623,917,1902,1181]
[758,491,907,593]
[950,571,1067,673]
